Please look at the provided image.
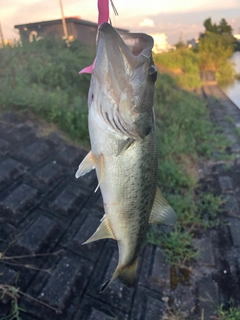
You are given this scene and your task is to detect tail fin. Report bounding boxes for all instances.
[99,257,139,293]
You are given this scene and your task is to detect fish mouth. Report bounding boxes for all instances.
[94,23,153,79]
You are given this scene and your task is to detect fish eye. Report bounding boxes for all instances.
[149,65,158,82]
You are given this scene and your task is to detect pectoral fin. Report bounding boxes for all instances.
[149,187,177,226]
[75,151,96,178]
[117,139,134,156]
[82,217,115,245]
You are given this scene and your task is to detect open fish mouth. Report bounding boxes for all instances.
[94,22,154,81]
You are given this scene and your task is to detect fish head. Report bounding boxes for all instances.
[89,23,157,137]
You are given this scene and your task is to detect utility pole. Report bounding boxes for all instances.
[0,21,4,47]
[59,0,69,45]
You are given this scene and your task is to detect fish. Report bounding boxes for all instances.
[75,22,177,292]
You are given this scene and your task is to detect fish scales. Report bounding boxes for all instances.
[76,22,177,292]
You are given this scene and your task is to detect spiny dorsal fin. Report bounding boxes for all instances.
[75,151,96,178]
[82,217,115,245]
[149,187,177,226]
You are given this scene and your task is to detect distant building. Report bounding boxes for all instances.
[14,17,129,47]
[150,33,174,53]
[234,34,240,42]
[187,37,199,49]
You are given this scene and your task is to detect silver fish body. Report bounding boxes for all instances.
[76,23,177,292]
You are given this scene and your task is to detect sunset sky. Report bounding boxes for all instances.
[1,0,240,44]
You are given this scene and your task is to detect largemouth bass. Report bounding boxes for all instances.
[76,23,177,292]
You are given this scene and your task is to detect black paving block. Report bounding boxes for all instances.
[0,221,15,243]
[13,140,53,164]
[18,313,40,320]
[73,170,98,192]
[56,145,86,167]
[130,286,165,320]
[22,251,94,320]
[228,217,240,247]
[0,265,18,307]
[43,182,90,221]
[0,183,40,225]
[0,158,29,191]
[85,190,104,215]
[138,244,170,294]
[26,161,65,191]
[40,255,84,308]
[61,208,106,262]
[1,112,26,125]
[15,215,60,255]
[196,238,215,266]
[198,278,219,319]
[0,123,11,137]
[224,195,239,215]
[0,138,10,156]
[231,143,240,153]
[75,295,129,320]
[7,125,36,144]
[87,243,134,313]
[0,264,18,286]
[219,176,233,191]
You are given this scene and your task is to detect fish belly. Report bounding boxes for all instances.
[89,107,157,266]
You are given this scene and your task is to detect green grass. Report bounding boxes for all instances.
[147,72,228,266]
[154,41,235,87]
[154,49,202,89]
[0,38,93,146]
[217,305,240,320]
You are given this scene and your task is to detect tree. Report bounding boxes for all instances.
[203,18,218,34]
[198,32,234,70]
[218,18,233,35]
[203,18,233,35]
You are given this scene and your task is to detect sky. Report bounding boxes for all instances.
[1,0,240,44]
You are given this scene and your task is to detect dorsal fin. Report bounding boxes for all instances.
[149,187,177,226]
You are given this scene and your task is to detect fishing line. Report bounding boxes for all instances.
[79,0,118,74]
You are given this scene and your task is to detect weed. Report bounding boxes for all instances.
[162,305,188,320]
[0,38,93,146]
[0,285,25,320]
[225,115,235,125]
[234,127,240,137]
[216,304,240,320]
[154,49,202,89]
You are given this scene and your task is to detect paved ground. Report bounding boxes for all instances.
[0,76,240,319]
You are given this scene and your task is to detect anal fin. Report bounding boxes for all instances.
[82,217,115,245]
[149,187,177,226]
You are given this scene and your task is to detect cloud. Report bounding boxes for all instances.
[139,18,154,28]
